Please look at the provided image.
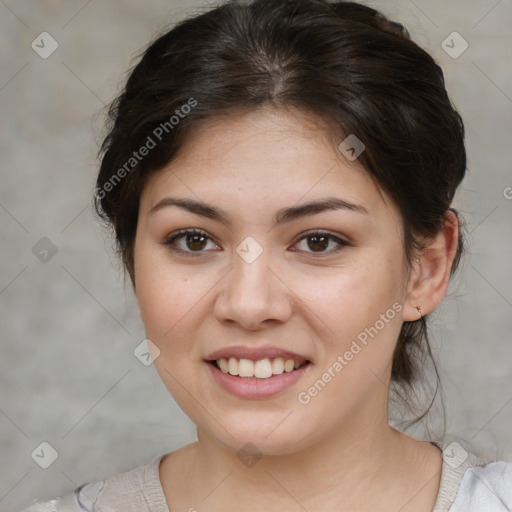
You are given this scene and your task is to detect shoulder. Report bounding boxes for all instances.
[432,442,512,512]
[20,454,169,512]
[449,459,512,511]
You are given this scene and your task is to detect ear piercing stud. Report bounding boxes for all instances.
[414,305,422,319]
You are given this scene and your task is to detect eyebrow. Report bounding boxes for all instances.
[148,196,368,226]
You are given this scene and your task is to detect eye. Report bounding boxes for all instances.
[163,229,220,257]
[163,229,348,258]
[292,230,349,256]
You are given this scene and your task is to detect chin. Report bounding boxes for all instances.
[198,408,317,458]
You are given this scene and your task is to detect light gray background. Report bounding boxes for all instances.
[1,0,511,510]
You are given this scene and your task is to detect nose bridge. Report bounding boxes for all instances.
[214,236,292,327]
[231,240,274,304]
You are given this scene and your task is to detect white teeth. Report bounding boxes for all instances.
[254,359,273,378]
[216,357,306,379]
[271,358,284,375]
[284,359,295,372]
[218,358,229,373]
[228,357,238,376]
[238,358,254,377]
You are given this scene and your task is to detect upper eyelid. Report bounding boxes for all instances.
[165,228,217,244]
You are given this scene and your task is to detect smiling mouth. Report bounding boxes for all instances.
[208,357,311,379]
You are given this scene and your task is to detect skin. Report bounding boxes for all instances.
[133,107,459,512]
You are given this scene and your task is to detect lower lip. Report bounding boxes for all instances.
[206,361,312,399]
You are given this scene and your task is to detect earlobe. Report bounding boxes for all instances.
[403,210,459,322]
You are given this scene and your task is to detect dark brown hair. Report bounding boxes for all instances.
[95,0,466,427]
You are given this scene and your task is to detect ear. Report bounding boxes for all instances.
[402,210,459,321]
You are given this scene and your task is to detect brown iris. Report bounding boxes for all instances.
[307,234,329,252]
[186,233,208,251]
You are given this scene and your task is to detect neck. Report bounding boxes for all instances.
[195,425,404,502]
[162,400,440,511]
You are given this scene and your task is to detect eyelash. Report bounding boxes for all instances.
[162,229,349,258]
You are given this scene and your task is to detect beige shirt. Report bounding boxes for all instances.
[21,449,512,512]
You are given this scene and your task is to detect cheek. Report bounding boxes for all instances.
[134,244,186,338]
[295,250,405,393]
[133,245,219,354]
[300,252,404,337]
[293,260,404,416]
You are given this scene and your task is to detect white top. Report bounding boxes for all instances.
[21,449,512,512]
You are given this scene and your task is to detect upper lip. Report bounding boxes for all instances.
[206,345,310,362]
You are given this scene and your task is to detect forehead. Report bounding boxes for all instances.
[140,108,394,220]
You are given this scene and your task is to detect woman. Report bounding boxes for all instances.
[22,0,512,510]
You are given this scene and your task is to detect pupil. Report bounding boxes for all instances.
[188,234,206,250]
[309,235,328,252]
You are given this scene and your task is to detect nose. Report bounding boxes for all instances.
[213,247,293,330]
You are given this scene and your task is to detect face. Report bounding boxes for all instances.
[133,108,413,456]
